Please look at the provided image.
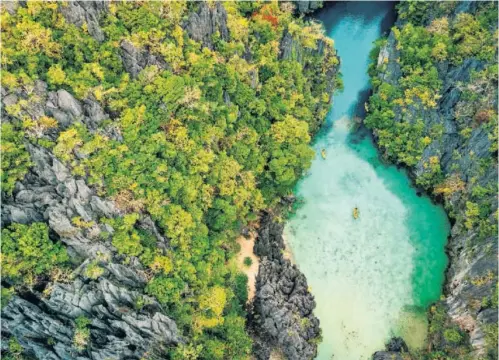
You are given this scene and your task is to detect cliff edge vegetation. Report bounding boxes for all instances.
[367,2,498,359]
[0,1,339,359]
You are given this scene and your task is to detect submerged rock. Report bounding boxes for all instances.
[372,337,408,360]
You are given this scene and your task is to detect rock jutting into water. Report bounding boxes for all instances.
[249,212,321,360]
[372,337,409,360]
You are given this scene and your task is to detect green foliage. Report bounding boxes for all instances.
[84,261,105,280]
[243,257,253,267]
[7,338,24,360]
[1,123,31,194]
[1,2,339,356]
[483,323,498,359]
[1,287,14,309]
[1,223,68,286]
[443,328,462,344]
[367,3,498,360]
[73,316,91,352]
[232,273,249,309]
[366,2,497,176]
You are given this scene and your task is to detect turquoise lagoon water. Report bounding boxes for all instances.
[283,3,450,359]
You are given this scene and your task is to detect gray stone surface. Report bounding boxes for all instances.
[250,213,320,360]
[59,1,108,42]
[184,2,229,49]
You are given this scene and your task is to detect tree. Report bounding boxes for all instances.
[2,223,68,285]
[1,124,31,194]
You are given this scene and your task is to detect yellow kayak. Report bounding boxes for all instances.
[353,207,359,219]
[321,149,326,159]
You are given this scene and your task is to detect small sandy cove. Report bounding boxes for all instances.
[236,231,260,302]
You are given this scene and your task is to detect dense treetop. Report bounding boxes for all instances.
[1,2,338,358]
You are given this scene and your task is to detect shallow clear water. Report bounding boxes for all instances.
[283,3,450,359]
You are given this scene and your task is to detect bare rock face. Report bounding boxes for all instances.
[3,277,180,360]
[249,213,321,360]
[59,1,108,42]
[1,142,115,259]
[372,337,408,360]
[295,1,323,14]
[184,2,229,49]
[120,40,169,79]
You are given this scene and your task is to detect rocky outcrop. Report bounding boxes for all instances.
[2,83,116,259]
[120,40,169,79]
[293,1,323,15]
[279,28,339,132]
[370,2,498,356]
[372,337,408,360]
[59,1,108,42]
[249,213,321,360]
[2,3,340,359]
[3,277,180,360]
[183,2,229,50]
[1,81,180,359]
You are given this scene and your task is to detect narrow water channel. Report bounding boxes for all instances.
[283,3,450,359]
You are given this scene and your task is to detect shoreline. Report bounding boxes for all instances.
[281,231,296,264]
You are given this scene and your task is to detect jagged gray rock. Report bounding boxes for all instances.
[250,213,320,360]
[2,277,180,360]
[59,1,108,42]
[372,337,408,360]
[120,40,168,79]
[295,1,323,14]
[1,78,181,359]
[184,2,229,49]
[278,27,339,132]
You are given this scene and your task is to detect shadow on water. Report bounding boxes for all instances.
[315,1,396,34]
[312,2,396,141]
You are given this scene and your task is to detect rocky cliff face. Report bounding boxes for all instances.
[294,1,323,15]
[372,337,409,360]
[1,2,338,359]
[246,5,339,357]
[249,213,321,360]
[1,82,181,360]
[184,2,229,50]
[369,2,497,357]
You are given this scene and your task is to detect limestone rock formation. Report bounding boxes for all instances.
[59,1,108,42]
[250,213,321,360]
[120,40,169,79]
[1,79,181,358]
[184,2,229,50]
[294,1,323,14]
[372,337,409,360]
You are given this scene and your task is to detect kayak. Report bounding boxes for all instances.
[353,207,359,219]
[321,149,326,159]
